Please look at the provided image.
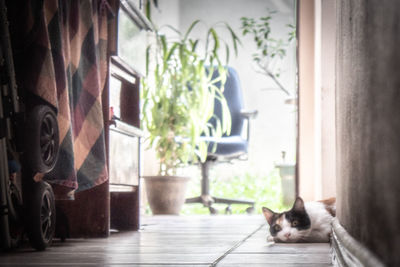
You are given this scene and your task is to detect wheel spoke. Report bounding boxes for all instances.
[41,140,55,163]
[41,209,46,218]
[40,133,52,144]
[42,221,49,239]
[41,215,50,224]
[43,116,52,133]
[48,141,55,157]
[41,123,49,139]
[40,193,53,241]
[41,141,51,155]
[41,196,50,218]
[40,119,56,163]
[44,194,50,211]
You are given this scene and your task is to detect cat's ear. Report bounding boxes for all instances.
[293,197,305,211]
[262,207,275,225]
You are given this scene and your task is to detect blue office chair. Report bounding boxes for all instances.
[185,67,257,214]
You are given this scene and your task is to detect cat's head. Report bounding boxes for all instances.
[262,197,311,242]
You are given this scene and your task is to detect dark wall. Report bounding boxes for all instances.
[336,1,400,266]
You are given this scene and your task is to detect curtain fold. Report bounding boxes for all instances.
[11,0,111,191]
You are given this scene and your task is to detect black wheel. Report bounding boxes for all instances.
[225,205,232,215]
[209,206,218,215]
[27,181,56,251]
[25,105,59,173]
[7,183,21,222]
[245,206,255,214]
[7,183,24,248]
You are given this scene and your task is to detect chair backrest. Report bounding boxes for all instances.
[210,67,244,136]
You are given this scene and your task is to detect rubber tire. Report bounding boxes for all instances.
[225,205,232,215]
[209,206,218,215]
[25,105,59,173]
[8,183,22,222]
[4,184,24,250]
[246,206,255,214]
[27,181,56,251]
[9,183,23,247]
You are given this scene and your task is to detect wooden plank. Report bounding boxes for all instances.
[0,253,218,265]
[0,215,333,266]
[234,242,332,254]
[44,245,229,254]
[217,264,333,267]
[216,253,332,264]
[0,264,210,267]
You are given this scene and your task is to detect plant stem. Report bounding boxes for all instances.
[267,72,290,96]
[256,61,291,96]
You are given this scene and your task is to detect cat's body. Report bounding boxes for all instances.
[262,197,335,243]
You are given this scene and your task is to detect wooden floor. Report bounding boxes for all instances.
[0,215,333,266]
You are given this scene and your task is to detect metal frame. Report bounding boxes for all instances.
[0,0,20,248]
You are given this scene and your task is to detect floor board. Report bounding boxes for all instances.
[0,215,332,266]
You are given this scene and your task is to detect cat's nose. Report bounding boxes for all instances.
[284,233,291,238]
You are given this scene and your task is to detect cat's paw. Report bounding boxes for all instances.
[266,236,275,242]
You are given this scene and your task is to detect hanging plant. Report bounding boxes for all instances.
[241,10,295,95]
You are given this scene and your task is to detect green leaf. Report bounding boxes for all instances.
[165,43,179,62]
[145,45,151,76]
[183,19,201,41]
[225,43,230,65]
[224,22,241,56]
[145,0,151,21]
[208,28,220,54]
[262,49,267,56]
[162,24,181,35]
[159,34,167,58]
[189,39,199,52]
[197,141,208,162]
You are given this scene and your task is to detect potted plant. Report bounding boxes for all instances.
[141,21,240,214]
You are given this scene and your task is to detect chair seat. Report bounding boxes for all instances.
[200,135,248,156]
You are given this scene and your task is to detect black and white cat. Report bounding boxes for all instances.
[262,196,335,243]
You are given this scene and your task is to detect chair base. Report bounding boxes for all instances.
[185,194,255,214]
[185,157,255,214]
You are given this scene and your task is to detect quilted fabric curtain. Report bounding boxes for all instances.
[10,0,111,191]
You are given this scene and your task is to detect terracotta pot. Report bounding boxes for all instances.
[143,176,190,215]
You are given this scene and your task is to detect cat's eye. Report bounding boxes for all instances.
[292,220,299,227]
[273,225,281,232]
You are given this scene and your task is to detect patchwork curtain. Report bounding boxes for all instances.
[10,0,112,191]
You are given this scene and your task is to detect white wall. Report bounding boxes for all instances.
[298,0,315,201]
[320,0,336,198]
[298,0,337,201]
[151,0,180,29]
